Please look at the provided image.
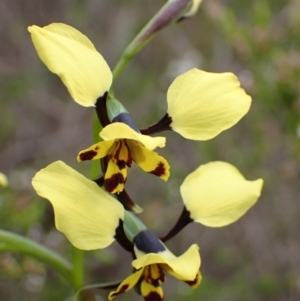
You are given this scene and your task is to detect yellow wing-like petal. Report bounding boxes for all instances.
[28,23,112,107]
[108,268,144,300]
[127,140,170,181]
[167,69,251,140]
[32,161,124,250]
[133,244,200,281]
[77,140,115,162]
[0,172,8,187]
[181,161,263,227]
[100,123,166,150]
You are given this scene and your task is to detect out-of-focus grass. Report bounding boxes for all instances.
[0,0,299,300]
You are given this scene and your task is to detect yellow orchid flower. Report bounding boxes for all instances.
[28,23,112,107]
[0,172,8,187]
[32,161,124,250]
[109,230,201,301]
[32,161,200,300]
[78,122,170,194]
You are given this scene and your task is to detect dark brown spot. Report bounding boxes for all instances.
[109,284,129,298]
[79,150,97,161]
[150,162,165,177]
[144,291,163,301]
[117,161,127,169]
[104,173,125,192]
[185,272,199,287]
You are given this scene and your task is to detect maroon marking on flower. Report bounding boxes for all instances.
[124,140,132,167]
[113,141,122,161]
[109,284,129,298]
[104,173,125,192]
[114,140,133,169]
[79,150,97,161]
[144,291,163,301]
[144,265,165,287]
[150,162,165,177]
[185,273,199,287]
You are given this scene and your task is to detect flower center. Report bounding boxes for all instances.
[110,140,132,169]
[143,264,165,287]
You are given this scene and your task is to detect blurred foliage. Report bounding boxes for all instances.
[0,0,299,300]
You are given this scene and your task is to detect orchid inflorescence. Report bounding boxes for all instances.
[29,4,263,300]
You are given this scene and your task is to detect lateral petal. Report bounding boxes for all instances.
[32,161,124,250]
[108,268,144,300]
[77,140,114,162]
[133,244,200,281]
[167,69,251,140]
[127,141,170,181]
[184,271,202,289]
[180,161,263,227]
[28,23,112,107]
[100,123,166,150]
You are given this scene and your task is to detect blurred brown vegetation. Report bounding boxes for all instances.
[0,0,300,300]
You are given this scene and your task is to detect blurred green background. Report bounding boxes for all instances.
[0,0,300,300]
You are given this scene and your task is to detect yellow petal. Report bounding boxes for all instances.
[28,23,112,107]
[181,161,263,227]
[167,69,251,140]
[140,279,164,301]
[133,244,200,281]
[108,268,144,300]
[127,140,170,181]
[0,172,8,187]
[32,161,124,250]
[77,140,114,162]
[104,158,127,194]
[100,123,166,150]
[184,271,202,289]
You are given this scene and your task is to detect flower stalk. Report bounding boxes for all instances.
[0,229,73,284]
[112,0,191,81]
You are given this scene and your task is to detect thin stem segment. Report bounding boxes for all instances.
[72,246,85,290]
[112,0,191,81]
[160,207,193,242]
[0,229,73,284]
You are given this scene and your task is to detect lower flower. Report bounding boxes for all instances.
[109,230,201,300]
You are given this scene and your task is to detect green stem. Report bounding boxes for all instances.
[72,246,85,290]
[112,0,191,81]
[0,229,72,284]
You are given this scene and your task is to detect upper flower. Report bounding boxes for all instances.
[109,230,201,301]
[28,23,112,107]
[29,23,252,144]
[78,122,170,194]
